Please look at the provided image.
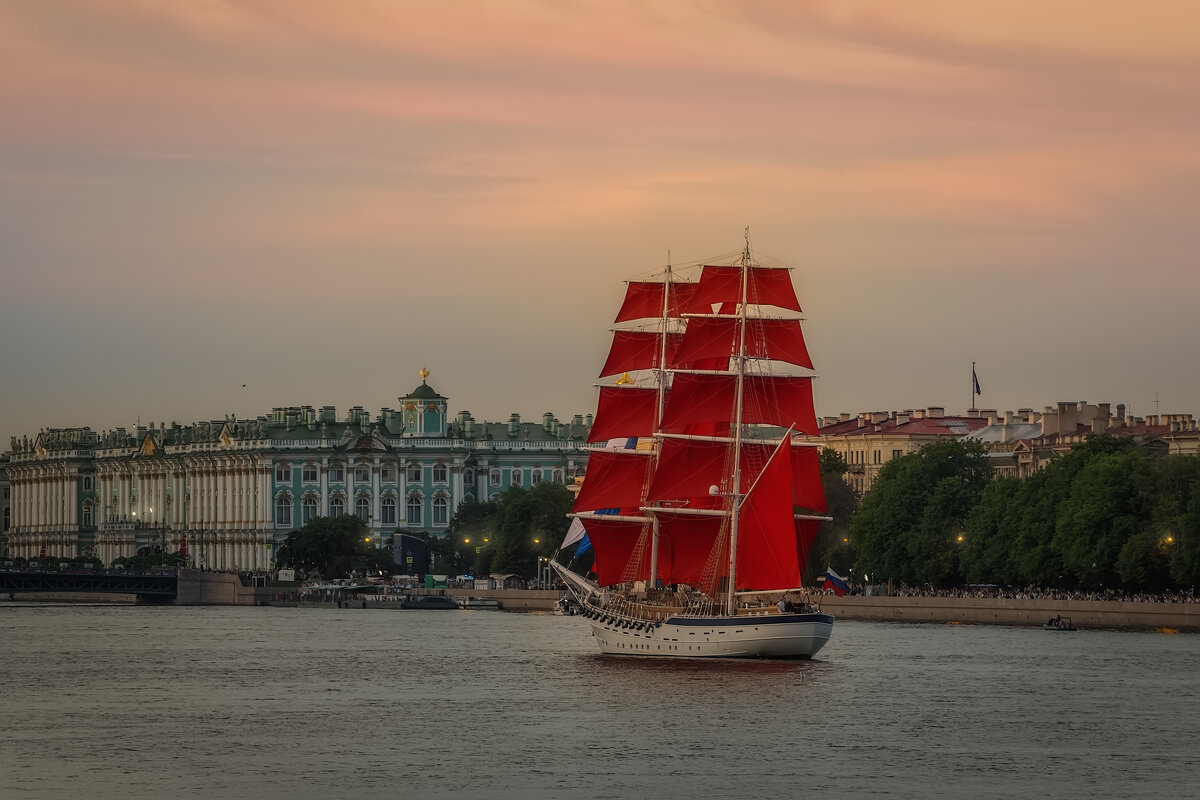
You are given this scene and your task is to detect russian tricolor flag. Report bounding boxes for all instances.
[823,566,849,596]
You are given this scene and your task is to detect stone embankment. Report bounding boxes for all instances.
[819,594,1199,630]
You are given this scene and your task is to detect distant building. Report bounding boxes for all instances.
[1,453,9,559]
[802,407,990,494]
[3,375,594,568]
[964,401,1200,478]
[807,400,1200,495]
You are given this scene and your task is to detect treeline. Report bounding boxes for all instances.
[848,436,1200,593]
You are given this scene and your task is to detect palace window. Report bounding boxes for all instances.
[82,476,94,491]
[355,464,370,482]
[381,497,396,526]
[893,449,902,460]
[275,463,291,483]
[302,465,318,483]
[490,469,501,486]
[302,495,318,525]
[329,496,345,517]
[330,464,345,482]
[408,464,422,483]
[355,496,370,522]
[531,469,543,485]
[433,496,448,526]
[552,468,563,483]
[511,469,522,486]
[873,450,881,464]
[433,463,448,483]
[276,495,293,527]
[464,469,475,487]
[381,465,394,482]
[407,494,423,526]
[82,505,93,529]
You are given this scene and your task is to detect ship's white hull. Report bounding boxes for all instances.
[586,611,833,659]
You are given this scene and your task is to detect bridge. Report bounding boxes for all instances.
[0,568,266,605]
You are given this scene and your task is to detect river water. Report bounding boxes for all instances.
[1,604,1195,799]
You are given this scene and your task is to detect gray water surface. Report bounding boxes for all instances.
[1,605,1195,799]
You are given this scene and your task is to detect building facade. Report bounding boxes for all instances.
[4,377,594,568]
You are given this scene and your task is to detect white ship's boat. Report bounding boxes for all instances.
[554,230,834,659]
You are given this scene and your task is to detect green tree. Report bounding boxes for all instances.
[275,515,391,579]
[1052,451,1152,590]
[805,447,858,583]
[489,482,575,577]
[851,439,992,587]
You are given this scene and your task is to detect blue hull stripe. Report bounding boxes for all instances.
[665,613,833,627]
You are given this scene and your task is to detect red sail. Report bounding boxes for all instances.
[615,281,699,323]
[673,318,813,370]
[599,331,683,377]
[651,438,826,513]
[582,518,651,586]
[657,512,724,587]
[587,387,658,443]
[572,450,652,513]
[659,374,819,435]
[736,438,802,590]
[795,518,822,578]
[691,266,801,312]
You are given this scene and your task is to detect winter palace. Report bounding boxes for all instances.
[2,374,594,569]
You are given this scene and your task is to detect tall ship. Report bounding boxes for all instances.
[554,230,834,659]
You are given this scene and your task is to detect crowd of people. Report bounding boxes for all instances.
[885,584,1197,604]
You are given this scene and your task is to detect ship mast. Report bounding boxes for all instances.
[725,228,752,615]
[647,255,672,587]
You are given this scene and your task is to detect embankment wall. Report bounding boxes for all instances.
[819,595,1199,630]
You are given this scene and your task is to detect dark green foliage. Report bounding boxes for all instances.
[275,514,392,579]
[858,432,1200,593]
[804,447,859,583]
[445,482,574,578]
[851,439,992,586]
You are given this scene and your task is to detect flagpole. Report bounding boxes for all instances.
[971,361,975,412]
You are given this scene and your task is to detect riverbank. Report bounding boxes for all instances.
[819,594,1199,630]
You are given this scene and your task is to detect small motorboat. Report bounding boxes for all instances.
[1044,616,1076,631]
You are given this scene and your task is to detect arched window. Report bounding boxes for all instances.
[490,469,501,486]
[355,464,370,482]
[302,464,318,482]
[275,463,291,483]
[511,469,522,486]
[531,469,543,485]
[329,496,345,517]
[381,497,396,525]
[433,495,449,526]
[329,463,345,482]
[275,495,293,527]
[552,468,563,483]
[433,463,448,483]
[407,494,423,526]
[407,463,422,483]
[82,504,93,529]
[355,496,370,522]
[464,469,475,487]
[302,495,318,524]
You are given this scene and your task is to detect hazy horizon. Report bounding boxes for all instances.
[4,1,1199,449]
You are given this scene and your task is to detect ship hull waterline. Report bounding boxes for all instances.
[585,610,834,660]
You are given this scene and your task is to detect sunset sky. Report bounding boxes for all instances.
[3,1,1199,448]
